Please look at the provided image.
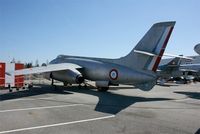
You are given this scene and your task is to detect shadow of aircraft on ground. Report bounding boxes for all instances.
[57,86,172,114]
[156,83,180,87]
[0,85,72,101]
[174,91,200,100]
[0,84,172,114]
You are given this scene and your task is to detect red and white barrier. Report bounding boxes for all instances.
[0,63,24,88]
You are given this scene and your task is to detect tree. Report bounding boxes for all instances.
[41,63,47,66]
[46,59,49,65]
[11,58,15,63]
[35,59,39,67]
[25,63,32,68]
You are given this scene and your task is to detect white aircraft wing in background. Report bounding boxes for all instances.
[179,68,199,73]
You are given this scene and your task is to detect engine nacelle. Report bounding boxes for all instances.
[194,43,200,55]
[51,70,84,84]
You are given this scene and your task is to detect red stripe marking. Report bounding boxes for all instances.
[152,26,174,72]
[15,63,24,87]
[0,63,5,87]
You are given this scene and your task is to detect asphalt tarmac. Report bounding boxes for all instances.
[0,82,200,134]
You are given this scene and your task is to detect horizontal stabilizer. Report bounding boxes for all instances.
[134,50,158,57]
[163,53,193,60]
[133,50,193,61]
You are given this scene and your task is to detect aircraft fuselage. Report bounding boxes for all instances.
[49,55,157,86]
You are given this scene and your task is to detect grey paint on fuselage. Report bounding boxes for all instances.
[47,22,176,91]
[50,55,156,85]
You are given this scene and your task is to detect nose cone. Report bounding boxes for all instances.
[194,43,200,55]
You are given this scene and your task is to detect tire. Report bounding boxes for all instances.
[28,84,33,89]
[63,82,68,87]
[97,87,109,92]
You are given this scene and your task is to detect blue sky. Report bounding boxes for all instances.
[0,0,200,64]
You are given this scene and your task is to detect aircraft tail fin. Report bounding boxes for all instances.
[116,21,176,72]
[158,57,181,72]
[167,57,181,67]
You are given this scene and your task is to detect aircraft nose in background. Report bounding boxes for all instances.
[194,43,200,55]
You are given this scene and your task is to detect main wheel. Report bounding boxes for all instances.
[97,87,109,92]
[63,82,68,87]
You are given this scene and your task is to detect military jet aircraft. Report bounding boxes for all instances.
[158,54,200,84]
[157,57,182,81]
[180,59,200,81]
[157,57,191,84]
[11,21,176,91]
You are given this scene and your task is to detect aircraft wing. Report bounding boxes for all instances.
[9,63,82,76]
[180,64,199,73]
[179,69,198,73]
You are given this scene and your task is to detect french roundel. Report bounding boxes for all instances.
[109,69,118,80]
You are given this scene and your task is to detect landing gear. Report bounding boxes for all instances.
[183,78,187,84]
[63,82,73,87]
[50,78,57,89]
[79,83,88,89]
[84,84,87,88]
[50,73,57,89]
[63,82,68,87]
[51,78,54,86]
[8,84,12,92]
[28,84,33,89]
[97,87,109,92]
[50,73,54,86]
